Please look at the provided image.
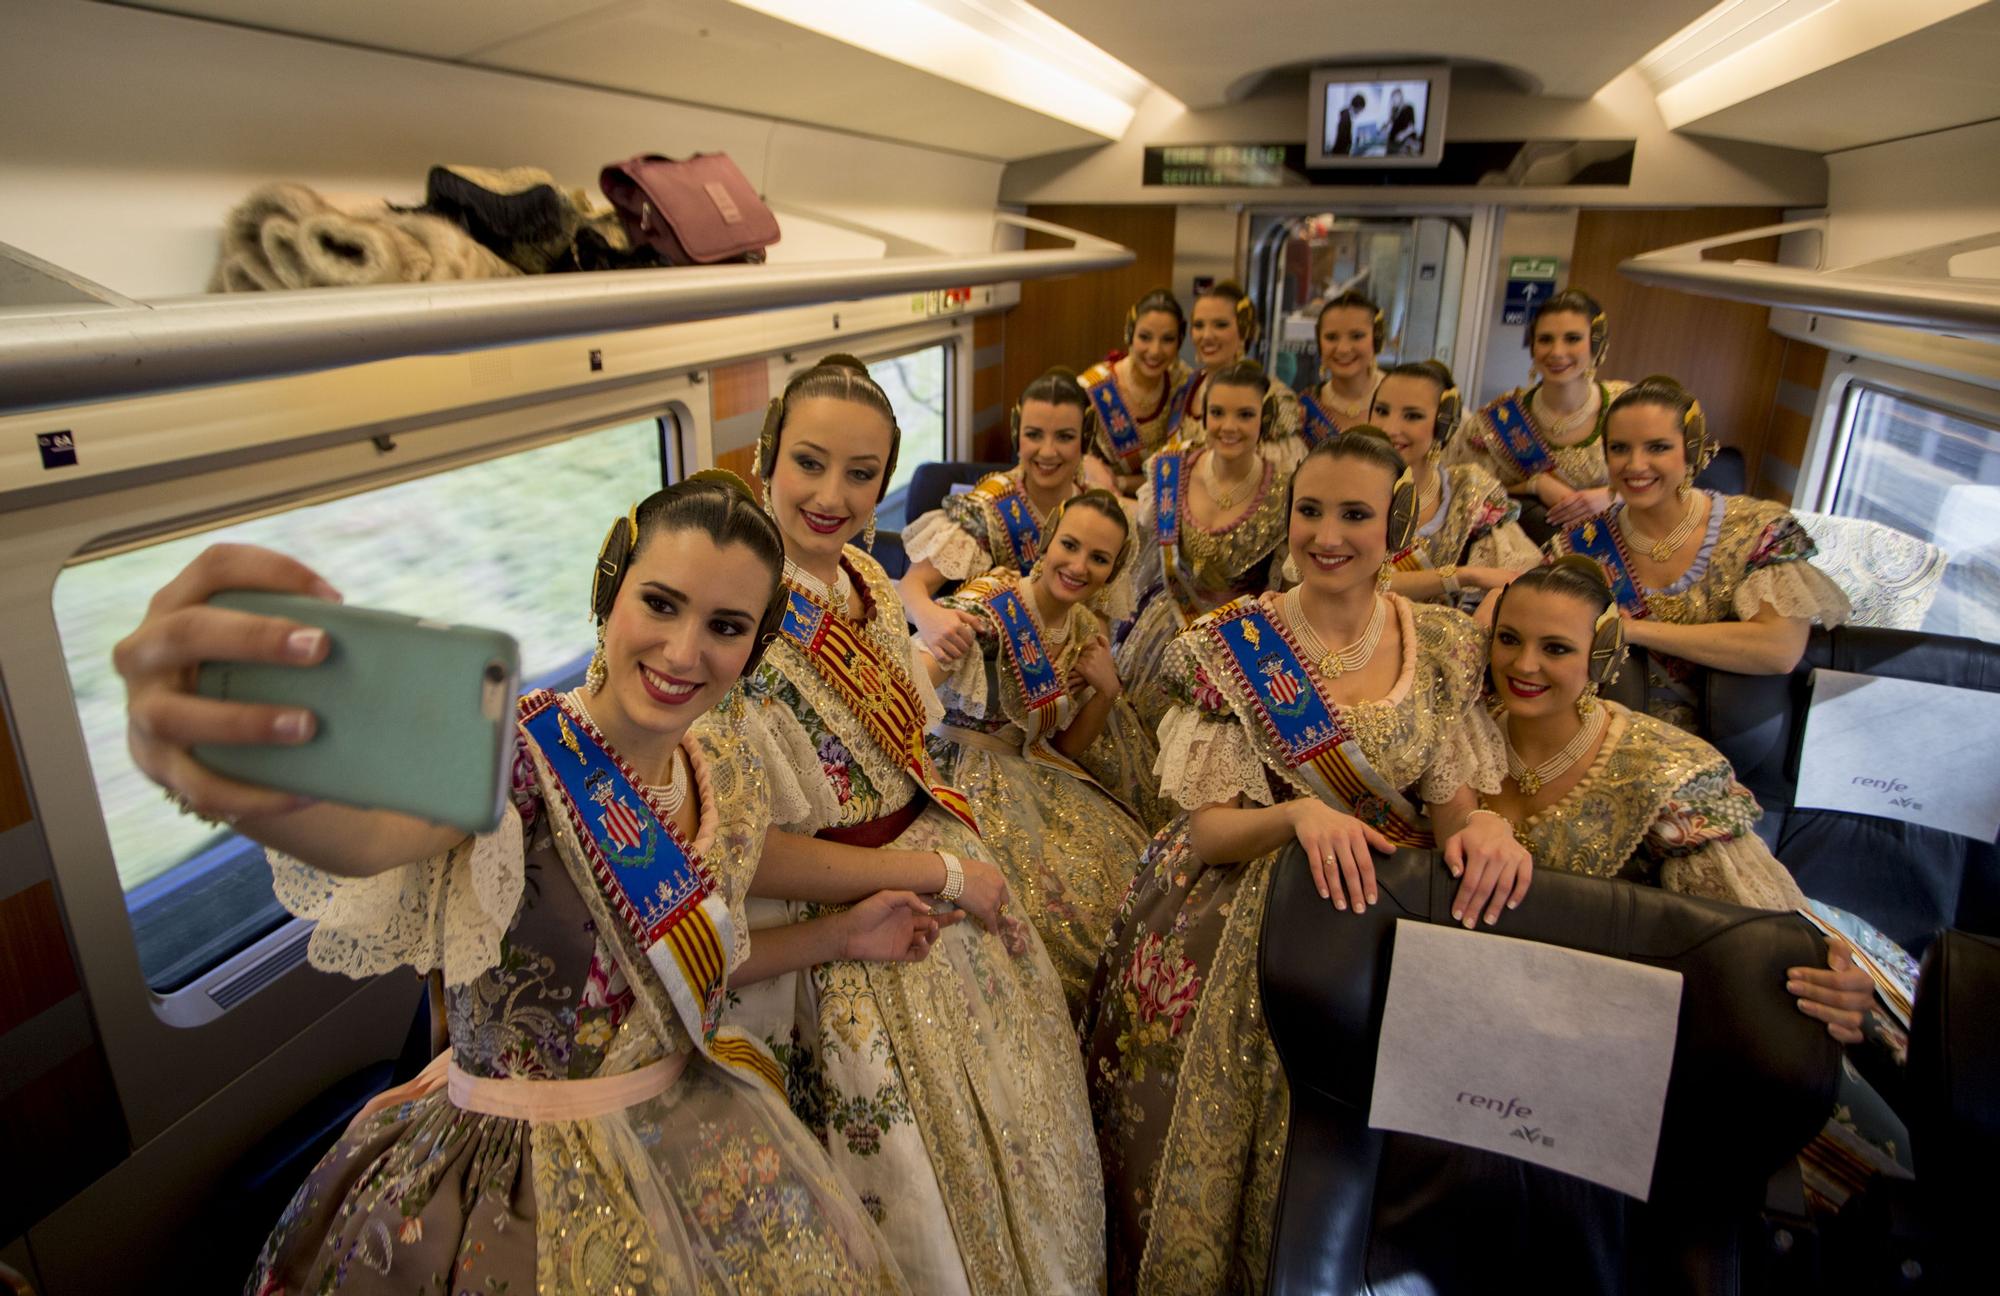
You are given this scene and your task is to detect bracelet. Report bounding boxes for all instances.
[1438,564,1462,598]
[936,852,965,904]
[1464,807,1511,829]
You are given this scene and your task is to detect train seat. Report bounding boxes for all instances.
[1706,627,2000,954]
[1793,512,1949,631]
[1261,845,1839,1296]
[905,459,1014,527]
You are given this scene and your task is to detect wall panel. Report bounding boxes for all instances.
[1000,204,1179,456]
[1568,208,1789,485]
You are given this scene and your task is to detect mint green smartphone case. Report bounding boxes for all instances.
[194,591,521,833]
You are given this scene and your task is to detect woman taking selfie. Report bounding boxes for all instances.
[115,473,917,1293]
[737,355,1105,1295]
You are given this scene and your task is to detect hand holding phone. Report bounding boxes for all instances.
[115,544,520,834]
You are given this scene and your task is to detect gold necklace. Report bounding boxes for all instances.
[1320,373,1376,419]
[1504,704,1607,796]
[1202,448,1255,511]
[1619,491,1702,563]
[1532,383,1597,439]
[1285,588,1387,679]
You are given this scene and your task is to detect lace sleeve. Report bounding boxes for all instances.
[921,622,994,718]
[1659,836,1807,911]
[1155,703,1274,810]
[1467,520,1542,572]
[269,806,525,987]
[1419,704,1506,803]
[742,693,843,833]
[903,628,948,730]
[1734,558,1852,626]
[903,503,994,580]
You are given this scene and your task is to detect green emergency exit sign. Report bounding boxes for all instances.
[1509,256,1559,280]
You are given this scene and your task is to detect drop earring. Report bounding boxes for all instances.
[586,622,608,693]
[1281,552,1301,584]
[1675,478,1692,501]
[1377,562,1393,592]
[862,510,877,552]
[1576,682,1598,718]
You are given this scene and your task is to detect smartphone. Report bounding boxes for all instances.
[193,591,521,833]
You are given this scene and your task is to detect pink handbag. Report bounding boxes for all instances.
[598,152,780,265]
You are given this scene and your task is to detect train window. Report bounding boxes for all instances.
[869,341,954,531]
[1826,382,2000,643]
[50,415,673,992]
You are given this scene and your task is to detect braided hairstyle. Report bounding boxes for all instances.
[756,354,901,501]
[1124,287,1186,347]
[1529,287,1609,370]
[1491,555,1625,688]
[1316,289,1386,353]
[1604,373,1713,475]
[1013,365,1097,452]
[1194,278,1259,350]
[590,469,788,676]
[1286,425,1419,555]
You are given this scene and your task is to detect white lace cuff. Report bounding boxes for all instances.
[1734,561,1852,626]
[1469,522,1541,571]
[742,699,843,833]
[928,634,991,718]
[1660,836,1807,911]
[1156,704,1273,811]
[1419,703,1506,803]
[903,508,993,580]
[270,806,524,987]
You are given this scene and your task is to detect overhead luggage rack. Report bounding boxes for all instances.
[0,211,1131,412]
[1618,218,2000,338]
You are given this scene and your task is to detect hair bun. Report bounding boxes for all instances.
[1040,364,1080,382]
[1343,423,1393,448]
[815,353,871,375]
[686,467,759,501]
[1551,553,1613,593]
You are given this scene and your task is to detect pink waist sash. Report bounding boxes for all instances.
[447,1054,687,1122]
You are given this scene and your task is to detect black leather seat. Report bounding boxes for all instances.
[1706,626,2000,954]
[1261,845,1840,1295]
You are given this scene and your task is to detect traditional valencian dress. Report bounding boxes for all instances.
[902,467,1063,587]
[249,689,906,1295]
[729,548,1104,1296]
[1389,462,1542,606]
[1294,372,1381,451]
[1451,380,1629,496]
[1081,352,1193,481]
[925,568,1156,1016]
[1503,699,1809,908]
[1546,492,1851,733]
[1084,594,1501,1294]
[1116,442,1291,735]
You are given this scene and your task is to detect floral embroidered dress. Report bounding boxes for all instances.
[1451,379,1630,493]
[1083,595,1502,1295]
[248,690,906,1296]
[728,547,1104,1296]
[1082,353,1193,480]
[926,569,1156,1017]
[1503,700,1807,908]
[900,468,1136,624]
[1546,492,1851,733]
[1116,442,1291,737]
[1391,462,1542,606]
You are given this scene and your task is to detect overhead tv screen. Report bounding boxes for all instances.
[1308,64,1450,168]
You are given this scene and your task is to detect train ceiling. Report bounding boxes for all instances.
[106,0,2000,159]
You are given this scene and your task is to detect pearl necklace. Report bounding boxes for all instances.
[1414,464,1441,521]
[1202,448,1256,511]
[1285,588,1387,679]
[1504,704,1607,797]
[569,691,690,816]
[1532,383,1598,440]
[784,558,852,608]
[1619,491,1702,563]
[1319,372,1378,420]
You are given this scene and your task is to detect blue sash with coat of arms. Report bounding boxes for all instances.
[1484,393,1557,480]
[1558,513,1652,618]
[1297,390,1339,448]
[981,479,1042,573]
[1088,374,1146,470]
[1164,369,1204,437]
[1201,601,1436,847]
[518,690,784,1094]
[984,586,1067,714]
